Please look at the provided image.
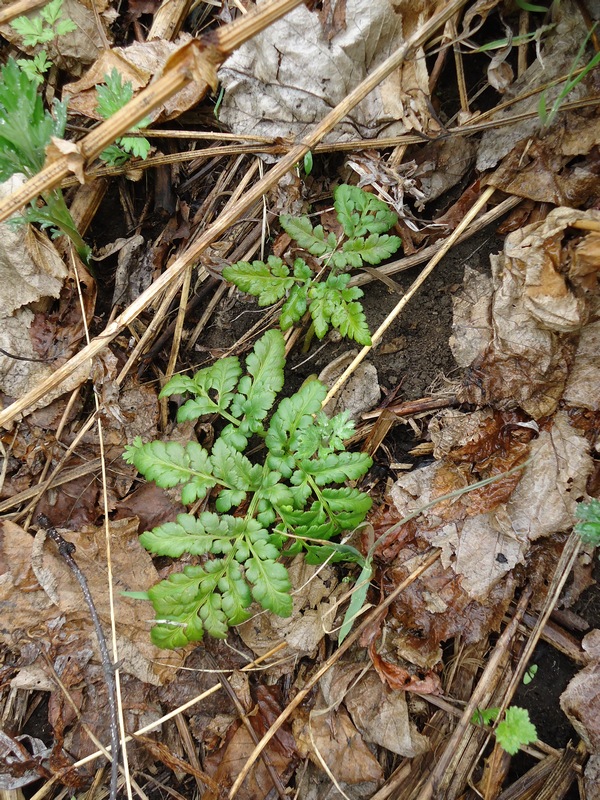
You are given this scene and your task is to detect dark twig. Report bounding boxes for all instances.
[36,514,120,800]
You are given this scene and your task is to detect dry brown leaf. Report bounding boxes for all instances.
[0,518,183,685]
[561,629,600,752]
[64,36,208,122]
[293,695,384,786]
[319,351,380,420]
[203,687,296,800]
[238,559,341,675]
[219,0,440,147]
[344,669,429,756]
[451,208,600,418]
[390,410,591,599]
[0,178,67,316]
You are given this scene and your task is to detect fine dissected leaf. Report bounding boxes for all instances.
[223,256,294,305]
[230,329,286,434]
[334,184,398,238]
[96,68,150,164]
[280,214,337,256]
[471,707,500,726]
[308,276,371,345]
[119,135,151,160]
[123,437,220,504]
[10,15,54,46]
[165,357,242,420]
[96,68,134,118]
[495,707,538,755]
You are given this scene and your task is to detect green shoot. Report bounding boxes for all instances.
[123,330,372,648]
[472,706,538,755]
[574,498,600,546]
[514,0,549,11]
[223,184,402,346]
[303,150,313,175]
[10,0,76,47]
[0,58,91,264]
[16,51,52,85]
[538,23,600,130]
[95,69,151,166]
[523,664,538,684]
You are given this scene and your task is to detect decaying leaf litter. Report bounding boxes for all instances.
[0,0,599,797]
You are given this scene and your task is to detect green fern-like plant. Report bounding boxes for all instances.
[222,185,402,347]
[124,330,372,648]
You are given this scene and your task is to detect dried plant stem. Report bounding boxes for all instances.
[0,0,470,429]
[37,516,120,800]
[322,185,495,407]
[0,0,47,25]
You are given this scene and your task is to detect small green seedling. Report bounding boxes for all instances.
[10,0,76,48]
[0,58,90,263]
[523,664,538,685]
[472,706,538,755]
[574,498,600,546]
[124,330,372,648]
[95,68,151,167]
[539,23,600,130]
[223,184,402,346]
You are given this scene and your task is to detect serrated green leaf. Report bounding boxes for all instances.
[334,184,398,238]
[280,283,308,330]
[211,437,262,492]
[266,380,327,457]
[496,707,538,755]
[575,498,600,545]
[296,452,372,486]
[471,707,500,726]
[331,300,372,346]
[139,512,232,557]
[119,135,151,160]
[280,215,335,257]
[230,329,286,433]
[246,557,292,616]
[159,374,197,397]
[321,487,372,528]
[341,233,402,266]
[223,257,293,305]
[124,437,220,504]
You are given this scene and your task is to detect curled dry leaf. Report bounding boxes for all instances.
[293,694,384,786]
[219,0,439,147]
[64,35,208,122]
[319,663,429,757]
[391,410,591,599]
[561,629,600,752]
[0,518,183,685]
[451,208,600,418]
